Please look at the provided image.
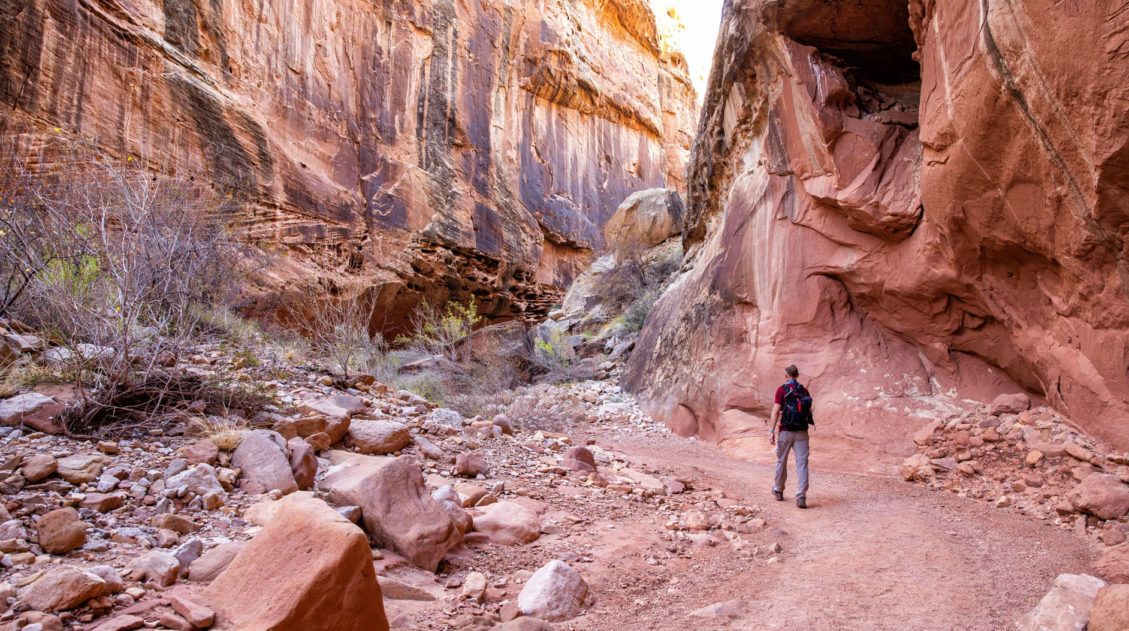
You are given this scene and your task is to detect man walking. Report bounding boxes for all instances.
[768,365,814,508]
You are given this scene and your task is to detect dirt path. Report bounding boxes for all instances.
[573,430,1093,631]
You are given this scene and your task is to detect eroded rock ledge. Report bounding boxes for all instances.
[0,0,695,330]
[625,0,1129,452]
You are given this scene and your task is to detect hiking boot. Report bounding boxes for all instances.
[796,498,807,509]
[772,490,784,501]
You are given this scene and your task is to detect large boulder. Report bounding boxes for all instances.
[18,567,106,612]
[1090,584,1129,631]
[517,560,591,622]
[347,420,411,455]
[232,429,298,495]
[603,188,684,253]
[469,501,542,546]
[202,493,388,631]
[1018,574,1106,631]
[1068,475,1129,520]
[319,454,460,572]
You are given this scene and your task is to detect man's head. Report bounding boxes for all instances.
[784,365,799,380]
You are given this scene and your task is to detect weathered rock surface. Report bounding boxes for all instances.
[18,567,106,612]
[603,189,684,253]
[624,0,1129,452]
[319,453,460,571]
[517,560,590,622]
[1089,584,1129,631]
[348,420,411,456]
[1093,545,1129,584]
[470,501,542,546]
[1068,475,1129,520]
[1018,574,1106,631]
[187,542,247,582]
[232,429,298,494]
[36,507,86,555]
[202,493,388,631]
[0,0,694,330]
[0,393,55,425]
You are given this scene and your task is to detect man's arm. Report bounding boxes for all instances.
[768,402,781,444]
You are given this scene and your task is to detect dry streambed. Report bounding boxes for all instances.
[0,356,1126,630]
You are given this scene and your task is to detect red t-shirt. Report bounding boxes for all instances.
[774,381,795,406]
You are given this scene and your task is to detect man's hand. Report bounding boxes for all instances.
[768,431,776,446]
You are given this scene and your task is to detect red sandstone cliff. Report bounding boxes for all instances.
[625,0,1129,453]
[0,0,695,328]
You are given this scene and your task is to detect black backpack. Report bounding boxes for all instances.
[781,381,814,431]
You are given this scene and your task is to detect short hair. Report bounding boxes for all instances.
[784,365,799,378]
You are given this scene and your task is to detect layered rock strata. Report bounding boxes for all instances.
[626,0,1129,453]
[0,0,694,329]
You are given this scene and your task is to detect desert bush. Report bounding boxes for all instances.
[396,299,482,364]
[187,415,250,451]
[297,291,393,380]
[622,289,659,332]
[191,304,261,344]
[0,145,243,435]
[390,370,448,404]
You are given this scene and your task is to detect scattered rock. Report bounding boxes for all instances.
[232,429,298,494]
[166,464,227,500]
[0,392,55,425]
[462,572,487,602]
[990,392,1031,415]
[1068,474,1129,520]
[18,567,106,612]
[348,420,411,455]
[456,452,489,477]
[21,453,58,482]
[471,501,542,545]
[178,439,219,465]
[288,437,318,490]
[56,453,107,484]
[168,591,215,628]
[130,550,181,586]
[517,560,590,622]
[319,454,460,572]
[900,454,934,482]
[562,446,596,473]
[81,492,125,513]
[152,513,198,535]
[414,436,447,461]
[1018,574,1106,631]
[202,493,388,630]
[37,507,87,554]
[90,615,145,631]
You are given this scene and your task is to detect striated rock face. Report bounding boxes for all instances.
[0,0,694,329]
[625,0,1129,454]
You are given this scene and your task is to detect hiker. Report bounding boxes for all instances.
[767,364,814,508]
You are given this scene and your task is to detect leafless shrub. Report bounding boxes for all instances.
[396,299,483,364]
[1,144,244,435]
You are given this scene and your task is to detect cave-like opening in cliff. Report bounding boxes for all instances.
[779,0,919,87]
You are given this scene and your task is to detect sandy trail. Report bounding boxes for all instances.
[574,430,1092,631]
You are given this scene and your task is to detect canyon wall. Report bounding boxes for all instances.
[625,0,1129,455]
[0,0,695,329]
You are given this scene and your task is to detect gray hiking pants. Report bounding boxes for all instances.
[773,430,809,501]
